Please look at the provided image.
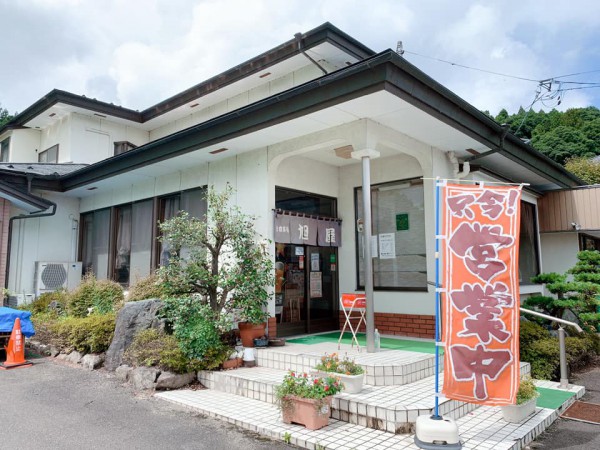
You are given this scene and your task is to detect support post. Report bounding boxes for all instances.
[558,326,569,389]
[352,148,380,353]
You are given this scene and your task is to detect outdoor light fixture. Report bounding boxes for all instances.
[209,148,228,155]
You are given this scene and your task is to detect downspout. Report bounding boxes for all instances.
[4,176,57,289]
[447,151,470,179]
[294,33,328,76]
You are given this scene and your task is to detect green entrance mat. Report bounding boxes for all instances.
[287,332,437,354]
[536,387,576,410]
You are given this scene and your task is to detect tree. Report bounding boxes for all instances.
[524,251,600,332]
[565,157,600,185]
[0,105,14,128]
[158,185,274,323]
[531,125,595,165]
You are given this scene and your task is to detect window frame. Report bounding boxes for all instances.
[354,177,427,292]
[519,200,541,285]
[113,141,137,156]
[38,144,59,163]
[0,137,10,162]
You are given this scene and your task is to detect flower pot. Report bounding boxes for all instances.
[281,396,332,430]
[222,358,242,370]
[501,398,537,423]
[238,322,266,347]
[311,370,365,394]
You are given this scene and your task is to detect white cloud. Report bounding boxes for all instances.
[1,0,598,115]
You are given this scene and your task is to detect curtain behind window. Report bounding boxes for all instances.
[130,201,153,280]
[519,202,540,284]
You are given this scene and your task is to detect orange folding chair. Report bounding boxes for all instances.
[338,293,366,351]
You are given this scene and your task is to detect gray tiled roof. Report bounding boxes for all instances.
[0,163,88,177]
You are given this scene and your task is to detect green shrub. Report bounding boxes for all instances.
[160,297,231,369]
[31,313,61,345]
[127,274,167,301]
[67,274,124,317]
[124,329,199,374]
[516,377,539,405]
[520,321,551,348]
[522,338,560,380]
[50,314,116,354]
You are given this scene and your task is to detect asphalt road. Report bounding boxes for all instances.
[0,354,290,450]
[531,363,600,450]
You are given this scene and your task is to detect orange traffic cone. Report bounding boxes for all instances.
[0,318,32,369]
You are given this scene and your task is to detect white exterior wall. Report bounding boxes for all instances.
[540,233,579,275]
[7,129,41,162]
[149,65,324,141]
[39,115,71,162]
[69,113,149,164]
[8,192,80,296]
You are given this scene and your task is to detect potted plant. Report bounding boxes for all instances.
[275,371,344,430]
[311,353,365,394]
[236,301,270,347]
[501,377,540,423]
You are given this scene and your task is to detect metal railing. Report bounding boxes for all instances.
[520,307,583,389]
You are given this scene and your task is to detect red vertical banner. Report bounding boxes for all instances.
[441,183,522,406]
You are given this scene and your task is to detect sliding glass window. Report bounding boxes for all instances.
[81,209,111,279]
[355,178,427,291]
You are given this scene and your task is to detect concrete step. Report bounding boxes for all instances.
[254,344,440,386]
[156,383,583,450]
[200,364,530,433]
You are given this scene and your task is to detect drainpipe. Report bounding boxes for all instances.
[294,33,328,76]
[447,151,470,179]
[4,178,57,290]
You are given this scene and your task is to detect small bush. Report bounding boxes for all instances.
[31,313,61,345]
[50,314,116,354]
[161,297,232,369]
[523,338,560,380]
[127,274,167,302]
[520,321,551,348]
[124,329,199,374]
[516,377,539,405]
[67,274,124,317]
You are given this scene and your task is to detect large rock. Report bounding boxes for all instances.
[81,354,104,370]
[155,371,196,390]
[115,365,133,382]
[104,299,164,371]
[130,367,160,390]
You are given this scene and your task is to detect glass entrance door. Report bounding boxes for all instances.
[276,243,338,337]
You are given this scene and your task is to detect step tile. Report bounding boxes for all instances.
[156,387,577,450]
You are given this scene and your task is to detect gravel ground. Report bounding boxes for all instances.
[0,353,291,450]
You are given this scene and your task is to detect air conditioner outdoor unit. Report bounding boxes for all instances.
[35,262,82,297]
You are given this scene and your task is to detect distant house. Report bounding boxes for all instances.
[0,23,582,337]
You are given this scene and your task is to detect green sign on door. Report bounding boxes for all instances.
[396,213,409,231]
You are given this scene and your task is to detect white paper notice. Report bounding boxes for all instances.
[379,233,396,259]
[310,272,322,298]
[371,235,378,258]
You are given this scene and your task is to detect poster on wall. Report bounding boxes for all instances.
[441,183,522,406]
[310,253,320,271]
[378,233,396,259]
[310,272,322,298]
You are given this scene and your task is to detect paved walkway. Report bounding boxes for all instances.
[0,355,288,450]
[532,363,600,449]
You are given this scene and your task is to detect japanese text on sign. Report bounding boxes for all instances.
[442,183,522,406]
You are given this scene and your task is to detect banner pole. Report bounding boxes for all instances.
[433,177,442,420]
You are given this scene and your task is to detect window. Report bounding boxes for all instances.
[355,179,426,290]
[80,188,206,285]
[114,141,137,156]
[38,144,59,163]
[580,234,600,251]
[81,209,111,279]
[0,137,9,162]
[519,201,541,284]
[275,187,337,217]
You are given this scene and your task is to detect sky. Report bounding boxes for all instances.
[1,0,600,118]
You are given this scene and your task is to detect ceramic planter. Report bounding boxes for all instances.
[501,398,537,423]
[281,396,333,430]
[238,322,266,347]
[311,370,365,394]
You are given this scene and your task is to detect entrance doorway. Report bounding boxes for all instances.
[275,243,338,336]
[274,186,340,337]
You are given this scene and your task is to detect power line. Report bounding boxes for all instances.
[549,69,600,79]
[402,50,540,82]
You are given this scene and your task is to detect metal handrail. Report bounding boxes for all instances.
[520,307,583,332]
[520,307,582,388]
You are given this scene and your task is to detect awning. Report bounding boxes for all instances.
[0,180,53,213]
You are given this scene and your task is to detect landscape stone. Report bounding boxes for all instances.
[81,354,104,370]
[155,371,196,390]
[66,351,83,364]
[115,365,133,382]
[104,299,164,371]
[130,367,160,390]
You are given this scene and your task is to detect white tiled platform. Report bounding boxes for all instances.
[157,340,585,449]
[255,342,440,386]
[156,384,582,450]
